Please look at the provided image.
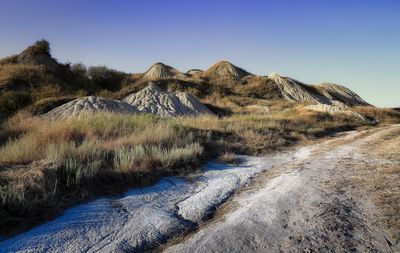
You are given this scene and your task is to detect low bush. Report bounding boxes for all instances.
[0,92,32,121]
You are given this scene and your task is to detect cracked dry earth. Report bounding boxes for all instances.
[1,125,399,253]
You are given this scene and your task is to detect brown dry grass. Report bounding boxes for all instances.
[0,105,375,236]
[0,112,205,235]
[0,64,53,88]
[353,106,400,124]
[366,132,400,241]
[218,152,237,164]
[340,127,400,244]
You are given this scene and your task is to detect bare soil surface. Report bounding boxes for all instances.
[164,125,400,253]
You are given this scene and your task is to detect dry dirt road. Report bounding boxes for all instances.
[164,125,400,253]
[2,125,399,253]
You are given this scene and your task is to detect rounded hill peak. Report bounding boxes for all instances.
[205,60,250,80]
[268,72,282,78]
[0,40,59,69]
[143,62,187,80]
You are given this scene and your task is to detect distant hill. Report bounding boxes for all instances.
[203,60,251,83]
[0,40,67,92]
[0,40,59,69]
[0,40,371,120]
[120,61,369,116]
[0,40,129,120]
[142,62,188,80]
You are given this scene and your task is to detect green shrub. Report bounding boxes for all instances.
[0,92,32,120]
[88,66,128,91]
[26,40,51,55]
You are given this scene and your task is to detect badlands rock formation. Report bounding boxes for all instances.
[41,83,213,119]
[142,62,187,80]
[268,72,330,104]
[305,104,368,121]
[316,82,369,106]
[42,96,138,120]
[266,72,370,121]
[123,82,213,117]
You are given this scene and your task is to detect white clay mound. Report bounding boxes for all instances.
[174,92,213,115]
[42,96,138,120]
[316,82,369,106]
[268,72,369,107]
[268,72,329,104]
[143,62,187,80]
[123,82,213,117]
[305,104,368,122]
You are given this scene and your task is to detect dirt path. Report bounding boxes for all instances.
[2,125,398,252]
[164,125,399,253]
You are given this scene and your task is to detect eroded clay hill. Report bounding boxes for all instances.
[123,82,213,117]
[42,96,138,120]
[316,82,368,106]
[142,62,187,80]
[43,83,213,119]
[268,72,330,104]
[137,61,368,108]
[123,61,370,120]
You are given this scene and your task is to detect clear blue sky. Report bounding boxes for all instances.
[0,0,399,107]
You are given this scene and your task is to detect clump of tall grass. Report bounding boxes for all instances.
[218,152,236,164]
[152,142,203,169]
[0,134,43,164]
[0,186,26,210]
[46,140,108,186]
[114,145,146,173]
[113,143,203,175]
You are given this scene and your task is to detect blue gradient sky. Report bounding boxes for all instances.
[1,0,399,107]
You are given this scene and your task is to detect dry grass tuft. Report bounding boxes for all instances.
[218,152,237,164]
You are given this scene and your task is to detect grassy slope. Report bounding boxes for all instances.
[0,105,383,236]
